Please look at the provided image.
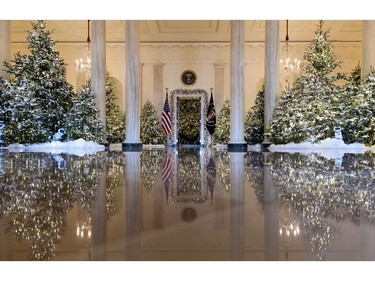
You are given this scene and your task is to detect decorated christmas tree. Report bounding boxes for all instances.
[105,74,125,143]
[244,85,265,145]
[140,100,165,144]
[213,99,230,144]
[2,20,74,144]
[63,82,105,143]
[346,66,375,145]
[268,21,346,144]
[340,63,364,143]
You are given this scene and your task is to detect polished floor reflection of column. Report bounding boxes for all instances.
[360,212,375,260]
[0,218,12,260]
[263,152,279,260]
[229,152,245,260]
[153,176,164,228]
[91,168,107,260]
[125,152,142,260]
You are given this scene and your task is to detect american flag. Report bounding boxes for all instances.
[162,92,172,136]
[161,156,172,183]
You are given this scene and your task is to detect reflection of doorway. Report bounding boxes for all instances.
[177,97,200,145]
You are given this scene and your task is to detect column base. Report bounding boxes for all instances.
[122,142,143,151]
[227,142,247,152]
[100,142,110,150]
[261,140,272,152]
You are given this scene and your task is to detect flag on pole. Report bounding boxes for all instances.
[162,89,172,136]
[206,89,216,135]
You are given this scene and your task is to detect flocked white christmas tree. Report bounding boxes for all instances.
[2,20,74,144]
[64,82,105,143]
[268,21,346,145]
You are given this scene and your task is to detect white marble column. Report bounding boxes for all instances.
[91,20,107,145]
[0,21,11,79]
[228,20,247,152]
[153,63,164,117]
[362,21,375,77]
[263,20,280,147]
[123,20,142,151]
[229,152,245,260]
[214,63,225,114]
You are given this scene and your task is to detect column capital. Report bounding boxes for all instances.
[214,62,226,68]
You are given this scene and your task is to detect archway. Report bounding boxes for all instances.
[169,89,209,147]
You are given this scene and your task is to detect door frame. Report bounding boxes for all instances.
[169,89,209,147]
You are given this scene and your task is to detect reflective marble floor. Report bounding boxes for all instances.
[1,146,375,262]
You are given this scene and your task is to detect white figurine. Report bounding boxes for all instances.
[52,128,66,141]
[334,127,342,140]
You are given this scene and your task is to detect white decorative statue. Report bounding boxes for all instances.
[53,128,66,141]
[334,127,343,140]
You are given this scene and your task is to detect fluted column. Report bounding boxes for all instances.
[263,20,280,148]
[153,63,164,116]
[362,21,375,77]
[214,63,225,115]
[228,20,247,152]
[91,20,107,145]
[0,21,11,79]
[123,20,142,151]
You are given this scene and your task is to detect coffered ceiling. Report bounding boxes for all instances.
[10,20,362,44]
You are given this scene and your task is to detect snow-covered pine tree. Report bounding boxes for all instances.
[340,63,364,144]
[3,78,49,144]
[268,20,346,144]
[347,66,375,145]
[244,84,265,145]
[64,82,105,143]
[140,100,165,144]
[3,20,74,144]
[106,74,125,143]
[213,99,230,144]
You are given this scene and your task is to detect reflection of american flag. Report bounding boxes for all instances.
[162,93,172,136]
[161,156,172,183]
